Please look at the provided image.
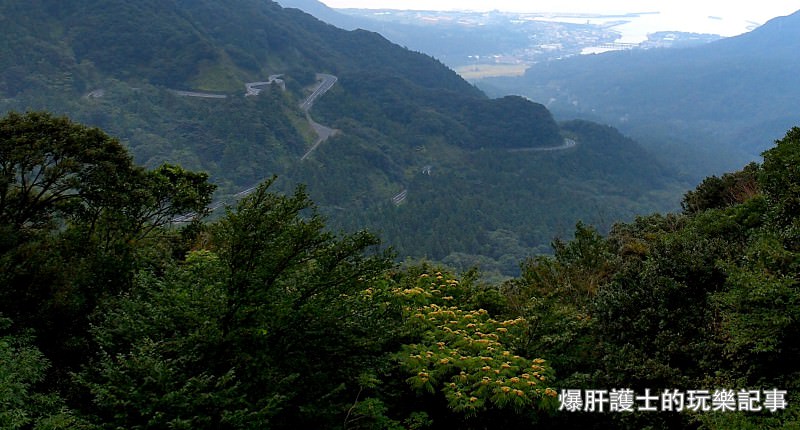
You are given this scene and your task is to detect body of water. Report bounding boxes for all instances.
[534,11,762,44]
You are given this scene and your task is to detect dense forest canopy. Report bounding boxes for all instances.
[1,112,798,429]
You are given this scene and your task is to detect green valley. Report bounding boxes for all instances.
[0,0,684,276]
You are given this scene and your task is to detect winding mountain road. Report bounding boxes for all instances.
[507,138,577,153]
[299,74,339,160]
[245,74,285,96]
[172,72,339,222]
[172,75,577,222]
[170,90,228,99]
[301,115,339,160]
[300,74,337,112]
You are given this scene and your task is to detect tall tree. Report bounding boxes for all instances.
[80,179,395,428]
[0,111,214,399]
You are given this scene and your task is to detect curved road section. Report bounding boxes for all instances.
[300,74,339,160]
[245,74,285,96]
[300,74,337,112]
[507,138,577,153]
[172,73,339,223]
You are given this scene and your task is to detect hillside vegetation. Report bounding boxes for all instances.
[0,0,683,275]
[1,112,798,429]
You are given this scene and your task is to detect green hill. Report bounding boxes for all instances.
[0,0,683,275]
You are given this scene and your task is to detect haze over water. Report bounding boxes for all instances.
[321,0,800,42]
[537,11,762,44]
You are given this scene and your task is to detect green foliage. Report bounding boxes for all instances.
[495,129,800,428]
[78,259,267,429]
[714,254,799,356]
[301,108,680,276]
[79,178,396,428]
[2,112,800,428]
[501,223,613,391]
[0,111,214,426]
[0,111,133,234]
[0,317,89,430]
[760,127,800,228]
[682,162,760,214]
[390,269,558,419]
[0,111,214,243]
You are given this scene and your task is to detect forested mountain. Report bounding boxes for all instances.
[2,112,799,429]
[0,0,475,93]
[480,10,800,179]
[3,1,799,427]
[0,0,682,275]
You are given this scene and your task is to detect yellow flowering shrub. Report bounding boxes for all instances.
[393,271,558,415]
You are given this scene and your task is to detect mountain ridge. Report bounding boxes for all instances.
[479,9,800,177]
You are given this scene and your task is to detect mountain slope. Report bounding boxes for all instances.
[276,0,557,69]
[2,0,478,94]
[0,0,683,276]
[277,0,365,30]
[480,10,800,177]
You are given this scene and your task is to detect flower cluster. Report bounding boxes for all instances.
[395,272,557,415]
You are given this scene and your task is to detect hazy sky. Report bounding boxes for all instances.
[319,1,800,36]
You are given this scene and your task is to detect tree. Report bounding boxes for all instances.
[80,179,395,429]
[760,127,800,229]
[0,111,133,237]
[377,265,558,428]
[0,111,215,407]
[0,316,90,430]
[682,162,759,215]
[0,111,214,241]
